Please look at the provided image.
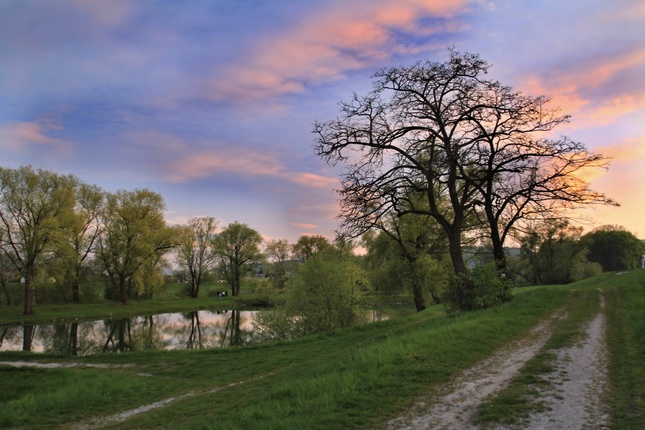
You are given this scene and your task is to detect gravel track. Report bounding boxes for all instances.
[388,293,609,430]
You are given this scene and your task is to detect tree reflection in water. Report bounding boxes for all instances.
[0,310,259,356]
[103,318,132,353]
[185,311,202,350]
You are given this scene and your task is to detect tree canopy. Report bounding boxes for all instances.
[582,225,645,272]
[98,189,174,304]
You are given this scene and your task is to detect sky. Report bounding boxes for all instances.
[1,0,644,243]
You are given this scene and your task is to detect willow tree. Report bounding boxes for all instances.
[98,189,174,304]
[314,50,613,308]
[362,208,449,312]
[176,216,219,298]
[214,221,263,297]
[60,182,105,303]
[0,166,76,315]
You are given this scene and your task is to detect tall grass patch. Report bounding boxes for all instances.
[605,270,645,428]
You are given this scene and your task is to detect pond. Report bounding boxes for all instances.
[0,308,403,356]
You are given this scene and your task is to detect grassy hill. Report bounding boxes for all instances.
[1,270,644,429]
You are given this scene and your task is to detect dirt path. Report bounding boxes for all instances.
[0,361,132,369]
[504,296,610,430]
[387,294,609,430]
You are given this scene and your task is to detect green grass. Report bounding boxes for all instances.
[604,271,645,428]
[1,272,644,429]
[0,282,239,326]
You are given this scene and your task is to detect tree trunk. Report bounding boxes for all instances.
[118,275,128,305]
[447,230,469,278]
[1,278,11,306]
[69,322,79,355]
[23,274,35,316]
[412,280,426,312]
[71,272,81,303]
[447,229,474,310]
[22,324,34,351]
[233,268,240,297]
[487,211,507,270]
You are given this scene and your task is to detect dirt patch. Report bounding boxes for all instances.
[0,361,131,369]
[67,372,274,430]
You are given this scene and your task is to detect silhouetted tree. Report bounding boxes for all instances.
[582,225,645,271]
[315,50,613,309]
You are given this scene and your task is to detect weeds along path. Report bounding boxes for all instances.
[386,309,564,430]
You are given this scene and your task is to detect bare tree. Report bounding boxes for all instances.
[314,50,613,297]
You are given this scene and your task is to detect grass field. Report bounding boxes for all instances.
[1,271,644,429]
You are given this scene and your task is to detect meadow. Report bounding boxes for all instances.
[1,270,643,429]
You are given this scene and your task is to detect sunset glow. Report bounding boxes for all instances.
[1,0,643,241]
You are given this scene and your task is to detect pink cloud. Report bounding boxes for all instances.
[144,132,340,190]
[595,136,645,164]
[164,148,283,183]
[0,121,70,154]
[519,48,645,128]
[208,0,469,102]
[290,172,340,189]
[290,223,318,229]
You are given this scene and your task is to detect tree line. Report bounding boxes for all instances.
[0,165,267,315]
[2,51,640,323]
[0,163,640,331]
[0,166,362,324]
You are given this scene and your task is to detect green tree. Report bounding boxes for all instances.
[292,235,332,262]
[0,166,76,315]
[214,222,263,297]
[97,189,174,304]
[176,216,219,298]
[287,246,369,335]
[264,238,292,289]
[582,225,645,272]
[0,248,19,306]
[59,182,105,303]
[516,220,599,285]
[362,210,449,312]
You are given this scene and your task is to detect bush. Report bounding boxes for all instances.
[443,264,514,311]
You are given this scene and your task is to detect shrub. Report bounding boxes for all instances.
[443,264,514,311]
